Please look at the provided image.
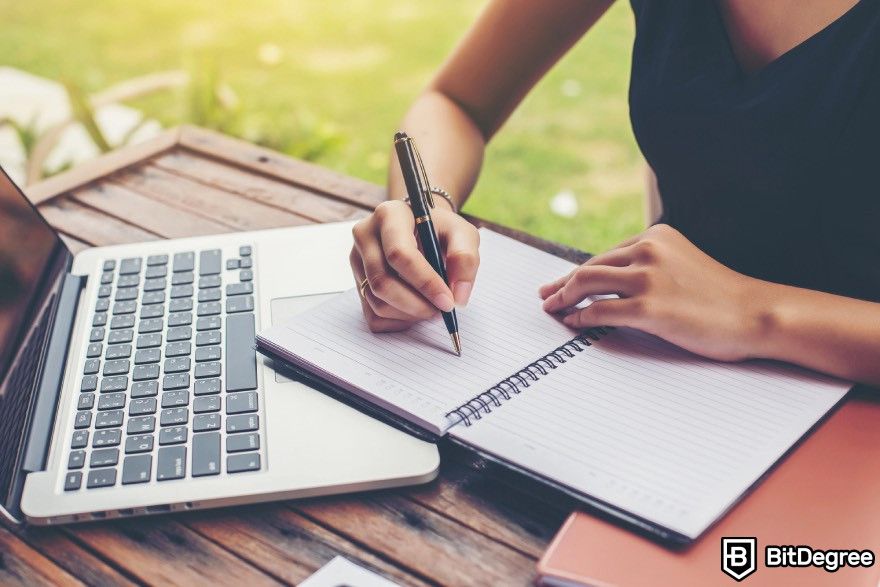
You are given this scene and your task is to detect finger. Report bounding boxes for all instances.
[355,228,439,319]
[538,266,577,300]
[542,266,641,313]
[377,208,455,313]
[538,244,639,300]
[562,297,646,329]
[441,222,480,306]
[350,249,416,332]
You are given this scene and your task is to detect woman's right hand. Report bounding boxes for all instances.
[349,200,480,332]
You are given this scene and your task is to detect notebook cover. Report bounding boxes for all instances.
[536,389,880,587]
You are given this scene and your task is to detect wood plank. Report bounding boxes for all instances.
[38,197,159,246]
[152,151,368,223]
[59,233,90,254]
[112,165,312,231]
[179,126,385,209]
[66,518,280,586]
[14,526,137,587]
[25,129,181,205]
[294,492,536,587]
[71,182,231,239]
[184,504,432,586]
[0,526,82,586]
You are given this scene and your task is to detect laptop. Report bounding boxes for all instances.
[0,165,439,524]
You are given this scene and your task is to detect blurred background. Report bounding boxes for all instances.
[1,0,642,253]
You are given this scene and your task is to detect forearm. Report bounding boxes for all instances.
[387,90,486,210]
[747,280,880,385]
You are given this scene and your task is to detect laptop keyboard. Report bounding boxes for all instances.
[64,245,262,492]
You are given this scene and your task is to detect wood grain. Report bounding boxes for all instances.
[0,526,82,586]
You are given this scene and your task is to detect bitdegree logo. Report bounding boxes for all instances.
[766,545,875,573]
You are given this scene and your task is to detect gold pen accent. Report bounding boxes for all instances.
[414,215,430,225]
[451,332,462,356]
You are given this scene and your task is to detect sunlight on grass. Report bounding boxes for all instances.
[2,0,642,252]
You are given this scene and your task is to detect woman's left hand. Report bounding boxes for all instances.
[539,224,769,361]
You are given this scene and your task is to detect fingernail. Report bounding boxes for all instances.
[542,294,558,311]
[453,281,473,306]
[431,293,455,313]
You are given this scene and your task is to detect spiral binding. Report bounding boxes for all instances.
[446,327,612,427]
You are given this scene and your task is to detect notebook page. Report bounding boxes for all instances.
[257,229,580,434]
[449,327,850,539]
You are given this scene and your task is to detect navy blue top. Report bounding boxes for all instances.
[628,0,880,301]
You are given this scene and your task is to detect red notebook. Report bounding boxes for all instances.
[537,391,880,586]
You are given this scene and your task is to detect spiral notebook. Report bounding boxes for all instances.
[256,229,851,544]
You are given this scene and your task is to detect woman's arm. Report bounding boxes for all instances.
[540,224,880,386]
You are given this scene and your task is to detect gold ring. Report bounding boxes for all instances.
[358,277,369,299]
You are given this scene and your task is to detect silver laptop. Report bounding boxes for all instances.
[0,166,438,524]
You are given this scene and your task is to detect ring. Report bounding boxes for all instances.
[358,277,369,300]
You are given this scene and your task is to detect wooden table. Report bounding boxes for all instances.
[4,126,588,586]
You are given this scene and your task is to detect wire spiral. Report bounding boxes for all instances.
[446,327,611,426]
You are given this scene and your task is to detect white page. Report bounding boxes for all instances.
[449,327,850,539]
[257,229,581,434]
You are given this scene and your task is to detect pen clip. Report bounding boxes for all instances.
[411,139,435,209]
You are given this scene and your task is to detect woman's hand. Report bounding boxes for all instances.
[539,224,768,361]
[350,200,480,332]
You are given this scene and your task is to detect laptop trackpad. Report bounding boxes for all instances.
[269,292,342,383]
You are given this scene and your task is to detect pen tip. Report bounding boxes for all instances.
[451,332,462,356]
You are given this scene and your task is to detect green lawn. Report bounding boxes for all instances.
[3,0,643,253]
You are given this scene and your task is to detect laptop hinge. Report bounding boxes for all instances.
[22,272,86,473]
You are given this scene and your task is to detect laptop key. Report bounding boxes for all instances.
[93,429,122,448]
[147,254,169,266]
[68,450,86,469]
[122,454,153,485]
[71,430,89,449]
[162,390,189,408]
[117,274,139,288]
[226,414,258,433]
[226,282,253,296]
[169,298,193,312]
[119,257,142,275]
[226,433,259,453]
[226,259,239,270]
[142,291,165,305]
[165,341,191,357]
[193,413,220,432]
[95,298,110,312]
[198,275,221,289]
[139,318,164,334]
[108,329,134,345]
[198,288,221,303]
[133,364,160,381]
[86,342,102,358]
[240,269,253,282]
[226,295,254,314]
[196,316,221,331]
[157,446,186,481]
[115,287,138,302]
[100,272,114,285]
[195,346,220,362]
[168,312,193,327]
[78,393,95,410]
[87,468,117,489]
[196,331,221,346]
[167,326,193,341]
[171,271,194,286]
[100,376,128,393]
[239,245,252,257]
[163,373,190,390]
[193,396,221,413]
[173,252,195,273]
[164,357,191,373]
[95,410,124,429]
[103,260,117,271]
[192,432,221,477]
[106,344,132,359]
[160,407,188,426]
[125,434,154,454]
[227,392,258,414]
[129,398,158,416]
[90,448,119,468]
[239,257,252,269]
[92,313,107,327]
[140,304,164,319]
[197,302,221,316]
[226,314,257,392]
[199,249,222,276]
[132,381,159,399]
[98,392,126,411]
[103,359,130,376]
[145,264,167,279]
[110,315,136,330]
[97,285,112,298]
[81,375,98,392]
[75,411,92,429]
[194,378,221,396]
[113,300,137,315]
[159,426,188,445]
[137,333,162,348]
[65,471,83,491]
[89,327,105,342]
[135,348,161,364]
[127,416,156,434]
[170,285,194,299]
[144,278,166,292]
[83,358,100,375]
[227,453,261,474]
[195,362,220,379]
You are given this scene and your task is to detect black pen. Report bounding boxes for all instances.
[393,131,461,356]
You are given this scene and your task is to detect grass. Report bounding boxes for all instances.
[2,0,643,253]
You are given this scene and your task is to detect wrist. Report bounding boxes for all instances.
[737,277,787,360]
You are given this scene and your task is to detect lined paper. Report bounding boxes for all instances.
[257,229,582,434]
[450,327,850,538]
